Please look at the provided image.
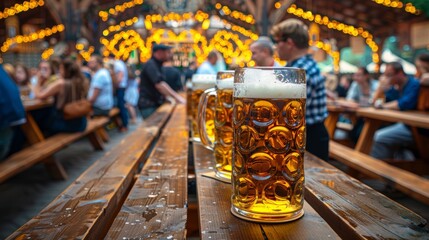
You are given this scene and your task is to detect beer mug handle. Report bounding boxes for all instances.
[198,88,216,150]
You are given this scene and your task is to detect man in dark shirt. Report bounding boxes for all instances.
[163,60,183,91]
[138,44,185,118]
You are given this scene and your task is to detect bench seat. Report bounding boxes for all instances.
[0,117,109,184]
[329,141,429,205]
[7,104,175,239]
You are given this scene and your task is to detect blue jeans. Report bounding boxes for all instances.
[47,110,87,136]
[370,123,414,160]
[116,88,128,128]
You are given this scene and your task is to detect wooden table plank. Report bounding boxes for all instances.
[106,105,189,240]
[326,103,357,139]
[305,152,429,239]
[7,104,175,240]
[355,108,429,155]
[193,144,340,240]
[357,108,429,129]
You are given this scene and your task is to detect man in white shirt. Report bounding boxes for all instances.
[87,55,114,116]
[114,58,129,131]
[196,51,218,74]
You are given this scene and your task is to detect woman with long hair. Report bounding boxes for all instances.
[32,57,89,135]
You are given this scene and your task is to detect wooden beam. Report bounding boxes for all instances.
[270,0,295,25]
[245,0,256,18]
[79,0,93,11]
[44,0,62,24]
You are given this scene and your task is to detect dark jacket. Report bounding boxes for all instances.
[0,65,26,129]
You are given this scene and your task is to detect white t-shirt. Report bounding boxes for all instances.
[88,68,114,110]
[114,60,128,89]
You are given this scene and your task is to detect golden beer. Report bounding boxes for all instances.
[231,67,306,222]
[185,80,193,119]
[213,75,234,180]
[190,74,216,140]
[199,71,235,181]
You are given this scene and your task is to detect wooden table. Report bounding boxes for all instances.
[21,98,54,144]
[355,107,429,158]
[8,104,429,239]
[325,102,357,139]
[193,143,429,239]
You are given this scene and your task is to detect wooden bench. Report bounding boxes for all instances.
[193,143,429,239]
[329,140,429,205]
[6,103,176,239]
[0,117,109,184]
[106,104,189,239]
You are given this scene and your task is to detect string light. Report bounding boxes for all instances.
[287,4,379,67]
[146,12,194,23]
[78,46,94,61]
[310,40,340,73]
[41,47,54,60]
[99,0,143,22]
[372,0,420,15]
[1,24,65,53]
[214,3,256,24]
[100,28,254,66]
[102,17,139,36]
[0,0,44,20]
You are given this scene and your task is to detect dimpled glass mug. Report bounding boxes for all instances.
[189,74,216,141]
[198,70,234,181]
[231,67,307,223]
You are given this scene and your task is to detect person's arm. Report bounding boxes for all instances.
[155,81,186,104]
[421,73,429,86]
[33,78,63,100]
[116,70,124,86]
[88,88,101,104]
[381,100,399,110]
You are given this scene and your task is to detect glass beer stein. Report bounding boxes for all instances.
[190,74,216,141]
[198,70,234,181]
[231,67,307,223]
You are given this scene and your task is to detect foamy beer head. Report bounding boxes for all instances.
[231,67,307,223]
[234,67,306,98]
[190,74,216,139]
[216,70,234,89]
[191,74,216,90]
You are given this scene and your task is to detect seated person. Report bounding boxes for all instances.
[370,62,420,160]
[87,55,114,117]
[0,64,26,160]
[32,58,89,135]
[338,67,378,142]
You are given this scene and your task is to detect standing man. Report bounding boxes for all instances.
[250,36,282,67]
[196,51,218,74]
[87,55,114,117]
[138,44,185,118]
[113,57,129,131]
[271,18,329,161]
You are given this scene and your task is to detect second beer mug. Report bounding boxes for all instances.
[198,71,234,181]
[231,67,307,223]
[190,74,216,141]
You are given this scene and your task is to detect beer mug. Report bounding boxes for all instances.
[231,67,307,223]
[185,79,193,119]
[198,71,234,181]
[190,74,216,140]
